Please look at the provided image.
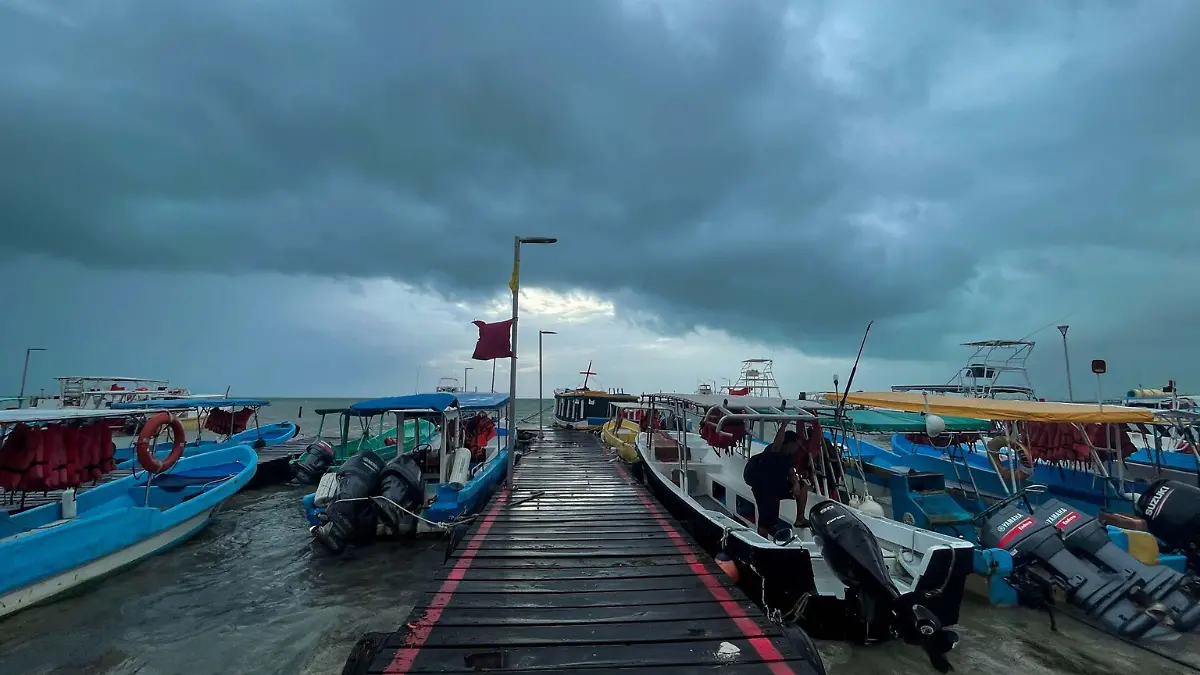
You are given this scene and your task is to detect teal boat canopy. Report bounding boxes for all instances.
[819,408,991,433]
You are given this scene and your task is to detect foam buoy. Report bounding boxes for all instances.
[715,552,739,582]
[855,495,886,518]
[925,413,946,437]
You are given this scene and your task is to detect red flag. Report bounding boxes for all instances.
[472,319,514,360]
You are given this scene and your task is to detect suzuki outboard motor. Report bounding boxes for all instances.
[1035,499,1200,632]
[1138,479,1200,572]
[292,440,336,485]
[809,501,958,673]
[312,450,385,555]
[980,502,1165,638]
[371,454,426,537]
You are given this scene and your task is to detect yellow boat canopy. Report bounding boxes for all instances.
[819,391,1155,423]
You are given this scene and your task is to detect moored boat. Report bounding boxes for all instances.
[553,361,637,430]
[106,398,298,487]
[600,400,687,463]
[288,406,439,486]
[302,392,510,554]
[828,390,1200,640]
[0,407,257,619]
[632,392,971,670]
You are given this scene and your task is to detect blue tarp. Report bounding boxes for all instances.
[348,392,512,417]
[455,392,511,410]
[110,398,270,410]
[349,393,458,416]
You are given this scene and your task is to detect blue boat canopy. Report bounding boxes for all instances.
[110,398,270,410]
[455,392,511,410]
[349,393,458,416]
[349,392,512,416]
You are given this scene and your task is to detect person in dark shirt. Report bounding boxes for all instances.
[743,420,810,537]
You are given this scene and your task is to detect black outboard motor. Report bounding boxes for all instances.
[312,450,385,555]
[292,440,336,485]
[809,500,958,673]
[1035,499,1200,632]
[371,454,426,537]
[980,502,1165,638]
[1138,479,1200,572]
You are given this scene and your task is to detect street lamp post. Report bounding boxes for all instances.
[17,347,46,409]
[539,330,557,435]
[1057,325,1074,402]
[506,236,557,487]
[464,367,473,393]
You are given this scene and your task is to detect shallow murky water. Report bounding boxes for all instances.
[0,486,443,675]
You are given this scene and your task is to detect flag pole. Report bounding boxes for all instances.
[506,236,521,487]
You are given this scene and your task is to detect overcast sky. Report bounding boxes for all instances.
[2,1,1198,400]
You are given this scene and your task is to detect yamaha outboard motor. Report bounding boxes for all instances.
[292,440,336,485]
[371,454,426,537]
[1138,479,1200,572]
[1035,499,1200,632]
[809,500,958,672]
[312,450,385,555]
[980,502,1165,638]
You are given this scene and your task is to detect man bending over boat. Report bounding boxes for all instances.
[743,420,811,537]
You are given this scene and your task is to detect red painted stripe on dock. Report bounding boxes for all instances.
[616,461,796,675]
[382,490,510,675]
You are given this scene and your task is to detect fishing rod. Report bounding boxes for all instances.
[836,320,874,422]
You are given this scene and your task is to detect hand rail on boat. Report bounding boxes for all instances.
[714,411,818,434]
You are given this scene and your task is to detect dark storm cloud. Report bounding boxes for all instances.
[3,0,1200,370]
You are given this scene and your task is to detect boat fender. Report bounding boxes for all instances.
[135,412,187,474]
[985,436,1034,482]
[314,471,340,508]
[448,447,472,488]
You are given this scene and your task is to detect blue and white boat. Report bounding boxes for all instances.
[107,398,298,486]
[0,406,257,619]
[302,392,510,552]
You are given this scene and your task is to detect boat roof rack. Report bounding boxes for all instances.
[0,408,133,425]
[55,376,169,383]
[110,398,270,411]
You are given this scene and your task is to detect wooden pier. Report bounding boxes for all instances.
[342,429,825,675]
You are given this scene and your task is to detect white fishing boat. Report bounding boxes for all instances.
[28,377,217,428]
[632,392,972,670]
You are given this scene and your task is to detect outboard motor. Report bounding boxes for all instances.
[311,450,385,555]
[1137,479,1200,572]
[371,454,426,537]
[809,501,958,672]
[292,440,336,485]
[980,502,1166,638]
[1035,499,1200,632]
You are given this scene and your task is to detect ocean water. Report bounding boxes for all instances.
[2,397,1198,674]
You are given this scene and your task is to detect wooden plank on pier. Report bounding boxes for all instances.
[342,429,824,675]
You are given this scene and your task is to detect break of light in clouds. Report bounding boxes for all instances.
[2,0,1198,399]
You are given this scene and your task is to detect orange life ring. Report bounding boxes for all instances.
[136,412,186,474]
[986,435,1034,482]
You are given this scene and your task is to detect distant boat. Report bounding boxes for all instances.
[552,361,637,430]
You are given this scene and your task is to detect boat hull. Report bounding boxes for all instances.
[0,510,212,619]
[0,446,256,620]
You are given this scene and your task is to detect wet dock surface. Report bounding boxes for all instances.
[342,429,825,674]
